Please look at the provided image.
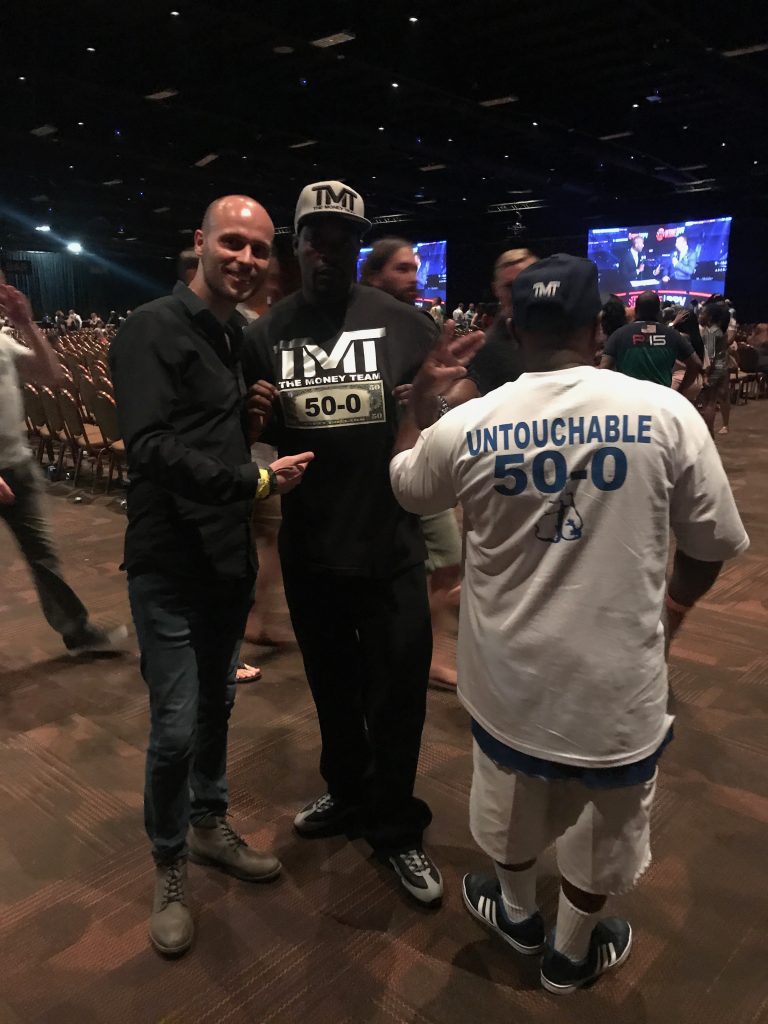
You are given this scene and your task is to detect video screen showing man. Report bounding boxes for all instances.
[588,218,731,303]
[619,235,648,288]
[668,234,698,281]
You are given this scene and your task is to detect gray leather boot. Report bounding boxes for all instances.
[189,816,281,882]
[150,858,193,956]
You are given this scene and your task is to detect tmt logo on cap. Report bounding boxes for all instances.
[294,180,372,232]
[532,281,561,298]
[312,183,359,213]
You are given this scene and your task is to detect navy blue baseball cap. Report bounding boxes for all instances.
[512,254,602,330]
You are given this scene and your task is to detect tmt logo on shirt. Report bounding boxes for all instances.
[278,329,386,429]
[280,329,382,380]
[532,281,561,298]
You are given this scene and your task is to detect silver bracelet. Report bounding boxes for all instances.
[436,395,450,418]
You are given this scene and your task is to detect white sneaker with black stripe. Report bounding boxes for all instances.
[388,847,443,906]
[293,793,359,837]
[462,873,546,954]
[540,917,632,994]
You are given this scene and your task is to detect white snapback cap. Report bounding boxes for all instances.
[294,180,371,232]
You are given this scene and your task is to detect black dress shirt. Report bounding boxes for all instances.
[109,282,261,581]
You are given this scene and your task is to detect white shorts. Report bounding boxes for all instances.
[469,740,657,896]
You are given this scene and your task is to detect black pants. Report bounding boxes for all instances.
[283,562,433,855]
[0,461,89,639]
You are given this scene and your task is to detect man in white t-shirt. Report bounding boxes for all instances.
[0,282,127,654]
[452,303,466,327]
[389,254,749,994]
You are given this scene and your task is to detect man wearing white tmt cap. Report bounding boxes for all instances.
[390,254,748,991]
[242,182,443,904]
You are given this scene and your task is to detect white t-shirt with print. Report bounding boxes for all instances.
[390,365,749,768]
[0,329,32,469]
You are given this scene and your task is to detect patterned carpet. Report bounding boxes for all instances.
[0,400,766,1024]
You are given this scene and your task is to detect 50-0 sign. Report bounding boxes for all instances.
[494,447,628,495]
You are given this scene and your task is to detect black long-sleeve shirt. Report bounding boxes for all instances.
[109,282,261,581]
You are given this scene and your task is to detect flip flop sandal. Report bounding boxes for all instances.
[235,662,262,684]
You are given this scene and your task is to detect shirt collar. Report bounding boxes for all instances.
[172,281,241,334]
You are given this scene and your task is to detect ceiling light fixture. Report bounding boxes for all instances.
[273,45,294,54]
[722,42,768,57]
[289,139,318,148]
[487,200,546,213]
[30,124,57,137]
[153,206,171,213]
[479,95,518,107]
[391,82,399,88]
[378,126,385,131]
[146,88,179,101]
[35,225,51,232]
[599,131,633,140]
[66,242,83,254]
[102,178,123,186]
[532,121,538,126]
[632,103,639,108]
[194,153,219,167]
[419,163,446,171]
[77,121,84,126]
[310,30,355,48]
[86,47,95,53]
[18,76,26,81]
[409,16,418,22]
[170,9,180,15]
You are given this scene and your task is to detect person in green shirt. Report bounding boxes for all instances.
[601,291,701,394]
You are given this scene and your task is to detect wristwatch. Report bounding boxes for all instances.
[436,395,450,418]
[267,466,278,495]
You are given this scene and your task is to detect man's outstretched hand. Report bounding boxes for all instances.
[0,474,15,506]
[410,320,485,427]
[0,284,34,327]
[269,452,314,494]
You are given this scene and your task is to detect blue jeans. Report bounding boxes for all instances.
[0,461,89,639]
[128,572,254,865]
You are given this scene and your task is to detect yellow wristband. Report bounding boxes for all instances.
[255,468,271,501]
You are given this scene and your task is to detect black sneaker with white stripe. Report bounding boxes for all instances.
[462,873,546,954]
[389,847,443,906]
[293,793,359,837]
[540,917,632,995]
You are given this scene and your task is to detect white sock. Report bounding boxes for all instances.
[495,862,538,923]
[554,889,600,963]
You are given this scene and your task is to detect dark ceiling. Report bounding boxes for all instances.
[2,0,768,259]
